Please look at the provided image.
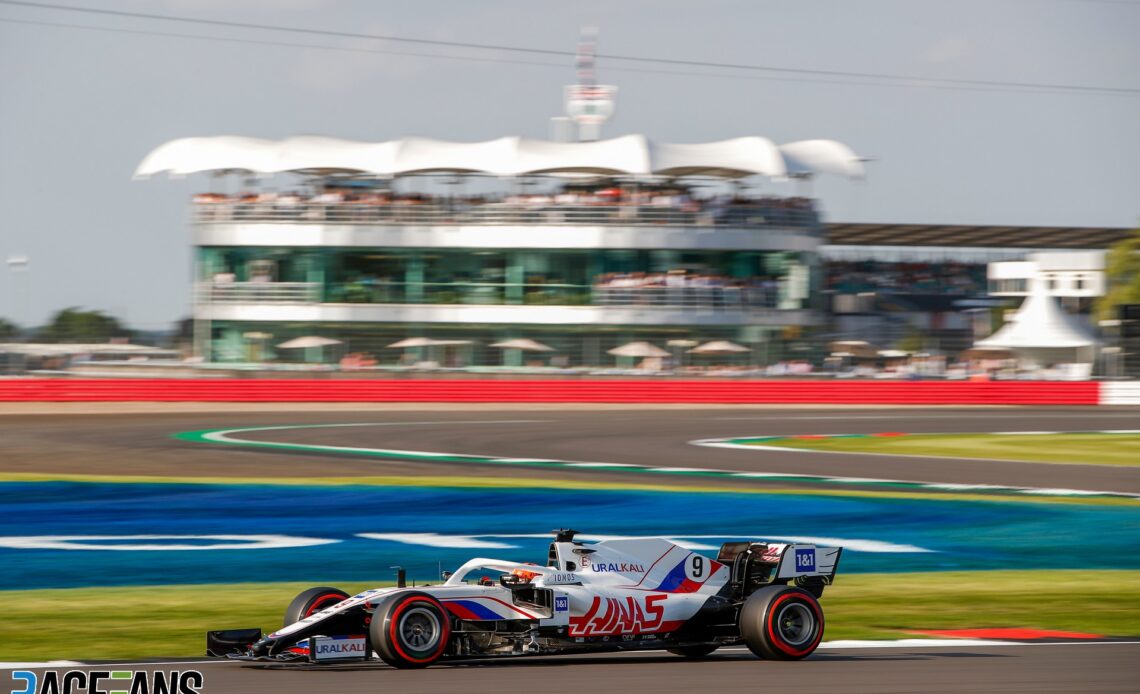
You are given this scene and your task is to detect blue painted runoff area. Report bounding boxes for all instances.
[2,481,1139,589]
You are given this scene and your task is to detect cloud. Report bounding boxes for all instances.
[922,36,973,64]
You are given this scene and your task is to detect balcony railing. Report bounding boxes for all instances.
[195,282,321,304]
[191,201,819,230]
[325,282,593,306]
[195,281,784,310]
[593,286,779,310]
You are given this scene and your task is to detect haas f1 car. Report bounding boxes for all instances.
[208,530,842,667]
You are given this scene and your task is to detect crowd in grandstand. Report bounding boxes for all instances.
[593,270,781,308]
[191,187,816,226]
[824,259,985,296]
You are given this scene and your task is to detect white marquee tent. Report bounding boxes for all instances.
[974,284,1100,365]
[135,135,865,179]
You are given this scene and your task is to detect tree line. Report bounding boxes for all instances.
[0,308,134,342]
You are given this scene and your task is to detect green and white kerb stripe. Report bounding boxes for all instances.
[172,424,1140,501]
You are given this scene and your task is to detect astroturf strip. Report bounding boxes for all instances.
[11,471,1140,507]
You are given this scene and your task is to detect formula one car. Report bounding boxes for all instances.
[207,530,841,667]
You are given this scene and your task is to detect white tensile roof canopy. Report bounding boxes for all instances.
[975,283,1100,364]
[976,288,1099,351]
[135,134,864,179]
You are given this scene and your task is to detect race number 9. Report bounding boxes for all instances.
[684,554,706,582]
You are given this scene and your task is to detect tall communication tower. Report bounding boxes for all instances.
[552,26,617,142]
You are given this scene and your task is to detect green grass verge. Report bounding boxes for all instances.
[746,432,1140,466]
[0,581,382,662]
[2,571,1138,660]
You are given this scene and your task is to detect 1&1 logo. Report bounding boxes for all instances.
[10,669,204,694]
[794,548,816,572]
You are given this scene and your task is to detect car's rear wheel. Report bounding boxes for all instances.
[667,644,719,658]
[370,591,451,668]
[283,586,350,627]
[739,585,824,660]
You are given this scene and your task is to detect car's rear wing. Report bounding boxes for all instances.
[717,540,842,597]
[771,543,842,582]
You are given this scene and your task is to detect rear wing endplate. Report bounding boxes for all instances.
[774,544,842,581]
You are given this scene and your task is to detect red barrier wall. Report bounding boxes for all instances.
[0,379,1102,405]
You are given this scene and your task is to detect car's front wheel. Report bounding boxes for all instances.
[283,586,350,627]
[739,585,824,660]
[370,591,451,668]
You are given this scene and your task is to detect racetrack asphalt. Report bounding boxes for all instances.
[2,406,1139,493]
[10,642,1140,693]
[3,405,1139,692]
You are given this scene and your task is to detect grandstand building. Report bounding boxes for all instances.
[137,135,866,366]
[819,224,1129,354]
[138,136,1130,367]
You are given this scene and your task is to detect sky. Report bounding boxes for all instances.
[0,0,1138,329]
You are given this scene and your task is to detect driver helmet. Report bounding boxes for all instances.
[511,564,540,582]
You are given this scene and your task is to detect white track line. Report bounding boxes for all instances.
[0,661,82,670]
[690,434,1140,498]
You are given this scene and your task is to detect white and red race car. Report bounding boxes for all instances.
[207,530,842,668]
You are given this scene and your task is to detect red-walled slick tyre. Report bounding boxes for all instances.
[739,585,825,660]
[282,586,350,627]
[370,591,451,668]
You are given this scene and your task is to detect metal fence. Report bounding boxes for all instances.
[190,201,820,230]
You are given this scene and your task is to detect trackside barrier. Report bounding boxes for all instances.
[0,379,1103,405]
[1102,382,1140,405]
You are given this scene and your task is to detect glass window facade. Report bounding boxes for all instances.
[197,247,817,309]
[987,278,1029,294]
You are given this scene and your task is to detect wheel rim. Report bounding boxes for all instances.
[398,606,441,652]
[774,602,814,646]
